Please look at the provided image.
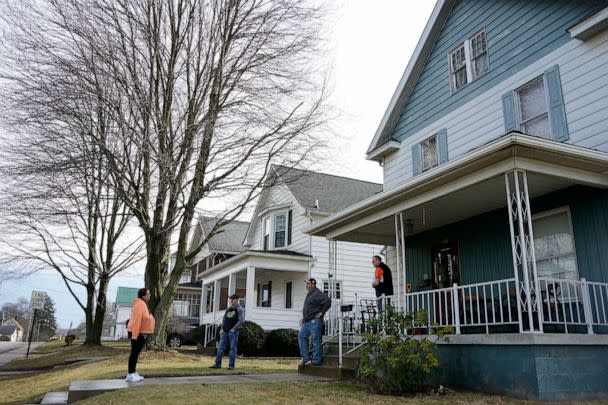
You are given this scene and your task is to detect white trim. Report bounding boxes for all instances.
[366,140,401,162]
[569,6,608,41]
[257,204,292,219]
[306,134,608,238]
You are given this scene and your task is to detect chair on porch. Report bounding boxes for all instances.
[359,299,377,334]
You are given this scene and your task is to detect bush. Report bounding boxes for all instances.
[357,307,451,394]
[235,321,265,356]
[264,328,299,356]
[0,335,10,341]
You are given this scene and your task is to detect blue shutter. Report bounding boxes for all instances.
[502,91,517,132]
[411,143,421,176]
[437,129,448,164]
[544,65,569,142]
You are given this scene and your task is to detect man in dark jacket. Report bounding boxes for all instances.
[372,255,394,314]
[210,293,244,370]
[298,278,331,366]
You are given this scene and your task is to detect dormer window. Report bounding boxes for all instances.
[449,28,489,92]
[261,210,292,250]
[274,213,286,248]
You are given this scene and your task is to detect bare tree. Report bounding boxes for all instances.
[0,1,146,344]
[0,0,327,347]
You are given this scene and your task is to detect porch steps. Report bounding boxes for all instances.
[40,391,68,404]
[297,342,361,380]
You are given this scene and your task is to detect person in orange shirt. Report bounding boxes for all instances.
[125,288,155,382]
[372,255,394,315]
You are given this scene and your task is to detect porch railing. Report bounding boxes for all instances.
[203,322,220,348]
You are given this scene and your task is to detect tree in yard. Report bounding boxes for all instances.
[35,295,58,341]
[0,0,329,347]
[0,0,146,345]
[1,297,31,341]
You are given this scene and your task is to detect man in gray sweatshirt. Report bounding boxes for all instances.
[298,278,331,366]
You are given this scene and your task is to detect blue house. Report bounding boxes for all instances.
[307,0,608,401]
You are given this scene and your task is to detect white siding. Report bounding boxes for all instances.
[311,237,383,303]
[383,30,608,190]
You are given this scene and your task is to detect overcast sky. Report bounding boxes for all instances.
[0,1,436,329]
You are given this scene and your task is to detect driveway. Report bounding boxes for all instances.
[0,342,43,367]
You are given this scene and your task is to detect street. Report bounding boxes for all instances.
[0,342,43,367]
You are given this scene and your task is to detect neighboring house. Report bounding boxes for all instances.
[306,0,608,401]
[197,166,384,331]
[0,317,24,342]
[112,287,138,340]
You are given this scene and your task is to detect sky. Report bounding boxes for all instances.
[0,1,437,328]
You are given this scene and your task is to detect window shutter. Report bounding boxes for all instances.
[268,281,272,307]
[411,143,421,176]
[287,210,292,246]
[437,129,448,164]
[257,283,261,307]
[544,65,569,142]
[502,91,517,132]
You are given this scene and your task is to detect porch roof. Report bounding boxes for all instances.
[197,249,312,283]
[305,133,608,244]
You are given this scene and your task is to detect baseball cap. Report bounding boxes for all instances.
[229,293,240,299]
[305,278,316,284]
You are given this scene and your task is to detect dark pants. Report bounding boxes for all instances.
[128,332,146,373]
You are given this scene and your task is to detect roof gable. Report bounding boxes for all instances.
[199,217,249,253]
[367,0,606,158]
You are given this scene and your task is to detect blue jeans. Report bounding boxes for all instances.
[214,331,238,368]
[298,318,323,364]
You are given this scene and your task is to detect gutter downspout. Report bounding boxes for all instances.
[305,210,316,277]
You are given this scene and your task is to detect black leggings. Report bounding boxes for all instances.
[128,332,146,373]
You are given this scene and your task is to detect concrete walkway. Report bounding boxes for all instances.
[66,372,332,403]
[0,342,43,367]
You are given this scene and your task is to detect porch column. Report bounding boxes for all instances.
[228,272,235,296]
[328,239,338,335]
[213,279,221,322]
[394,213,407,312]
[200,283,206,324]
[504,170,543,333]
[245,266,256,321]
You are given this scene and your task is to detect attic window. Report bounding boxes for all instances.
[449,28,489,92]
[420,135,438,172]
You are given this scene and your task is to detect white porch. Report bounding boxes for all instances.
[198,250,312,338]
[309,134,608,337]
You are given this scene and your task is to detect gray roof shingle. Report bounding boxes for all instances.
[0,325,16,335]
[200,218,249,253]
[274,166,383,214]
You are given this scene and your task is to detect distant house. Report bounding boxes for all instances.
[111,287,139,340]
[0,317,25,342]
[197,165,384,332]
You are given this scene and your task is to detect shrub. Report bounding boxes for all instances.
[357,306,451,394]
[0,335,10,341]
[235,321,265,356]
[264,328,299,356]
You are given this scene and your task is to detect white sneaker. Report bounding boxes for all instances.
[125,373,143,382]
[135,372,144,380]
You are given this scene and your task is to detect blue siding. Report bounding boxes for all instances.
[391,0,604,142]
[433,344,608,401]
[406,187,608,289]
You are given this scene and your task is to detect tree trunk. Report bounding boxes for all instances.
[145,233,171,348]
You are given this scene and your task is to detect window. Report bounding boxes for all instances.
[285,281,293,309]
[533,209,578,280]
[322,280,341,300]
[204,284,214,313]
[517,77,550,139]
[449,28,489,92]
[263,217,271,250]
[274,213,286,248]
[179,269,192,284]
[173,293,201,317]
[257,281,272,307]
[420,135,438,172]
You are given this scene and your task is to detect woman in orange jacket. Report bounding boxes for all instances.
[125,288,155,382]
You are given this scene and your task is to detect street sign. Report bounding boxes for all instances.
[30,290,46,310]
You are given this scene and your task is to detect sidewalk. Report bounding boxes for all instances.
[0,342,43,367]
[52,372,332,403]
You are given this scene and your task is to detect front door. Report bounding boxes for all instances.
[431,242,460,288]
[430,242,460,326]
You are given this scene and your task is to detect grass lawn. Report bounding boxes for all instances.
[74,381,595,405]
[0,341,298,404]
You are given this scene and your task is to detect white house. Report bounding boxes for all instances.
[197,166,384,331]
[0,317,24,342]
